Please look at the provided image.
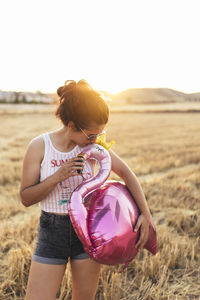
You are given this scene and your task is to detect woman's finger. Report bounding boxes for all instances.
[134,218,142,232]
[70,166,84,171]
[64,157,84,166]
[136,227,149,250]
[66,162,85,170]
[135,232,144,249]
[139,236,147,249]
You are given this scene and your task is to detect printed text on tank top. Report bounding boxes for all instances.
[39,133,95,214]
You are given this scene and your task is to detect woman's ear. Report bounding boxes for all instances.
[68,121,78,131]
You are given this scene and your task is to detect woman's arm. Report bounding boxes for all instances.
[19,136,59,207]
[109,149,151,250]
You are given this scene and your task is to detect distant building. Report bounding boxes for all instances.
[187,97,200,102]
[0,90,54,104]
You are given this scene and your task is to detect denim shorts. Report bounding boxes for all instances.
[32,211,89,265]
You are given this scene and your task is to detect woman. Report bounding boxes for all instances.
[20,80,151,300]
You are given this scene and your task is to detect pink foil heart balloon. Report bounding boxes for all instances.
[68,144,157,268]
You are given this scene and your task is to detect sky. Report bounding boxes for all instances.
[0,0,200,94]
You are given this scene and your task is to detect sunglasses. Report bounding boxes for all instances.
[79,127,106,141]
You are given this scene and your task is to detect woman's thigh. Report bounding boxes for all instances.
[70,258,101,300]
[25,260,66,300]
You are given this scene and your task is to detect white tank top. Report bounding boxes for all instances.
[39,133,95,214]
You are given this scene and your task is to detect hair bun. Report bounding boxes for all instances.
[55,78,109,128]
[57,80,77,99]
[77,79,93,90]
[64,80,76,88]
[57,86,64,97]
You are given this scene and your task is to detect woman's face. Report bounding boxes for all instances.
[70,122,107,147]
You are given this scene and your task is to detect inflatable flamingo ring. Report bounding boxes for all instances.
[68,144,157,270]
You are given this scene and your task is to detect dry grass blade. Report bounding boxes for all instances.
[1,106,200,299]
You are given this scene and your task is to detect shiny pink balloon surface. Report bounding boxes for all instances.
[68,144,157,267]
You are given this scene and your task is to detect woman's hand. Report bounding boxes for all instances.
[134,213,151,251]
[54,157,85,183]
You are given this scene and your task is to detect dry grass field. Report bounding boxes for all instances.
[0,104,200,300]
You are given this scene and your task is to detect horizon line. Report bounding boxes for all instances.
[0,86,200,95]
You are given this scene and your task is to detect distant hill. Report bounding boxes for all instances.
[103,88,200,105]
[1,88,200,105]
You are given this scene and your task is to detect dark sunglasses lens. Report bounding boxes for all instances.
[88,131,105,140]
[88,135,97,140]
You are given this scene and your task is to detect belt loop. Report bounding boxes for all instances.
[52,214,56,225]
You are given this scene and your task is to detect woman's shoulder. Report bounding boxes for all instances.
[26,134,45,159]
[29,134,44,147]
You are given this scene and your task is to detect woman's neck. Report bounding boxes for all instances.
[50,127,77,152]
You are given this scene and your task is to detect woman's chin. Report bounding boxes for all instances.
[80,143,94,148]
[78,143,88,148]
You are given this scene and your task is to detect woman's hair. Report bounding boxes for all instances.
[55,80,109,129]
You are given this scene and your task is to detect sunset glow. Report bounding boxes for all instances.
[0,0,199,94]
